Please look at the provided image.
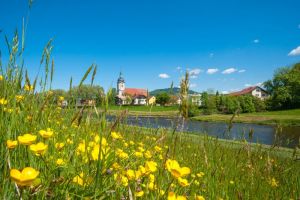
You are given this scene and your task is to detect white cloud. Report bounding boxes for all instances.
[209,53,214,58]
[244,83,252,87]
[238,69,246,73]
[189,68,203,78]
[158,73,170,79]
[221,91,229,94]
[206,68,219,74]
[189,83,197,88]
[253,39,259,44]
[222,68,237,74]
[288,46,300,56]
[176,66,181,70]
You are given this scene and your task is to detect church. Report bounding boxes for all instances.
[115,72,148,105]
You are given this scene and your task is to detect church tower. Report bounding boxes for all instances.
[117,72,125,96]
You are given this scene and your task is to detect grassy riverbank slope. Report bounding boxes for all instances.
[103,105,179,117]
[192,109,300,126]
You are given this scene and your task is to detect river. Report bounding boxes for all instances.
[107,116,300,148]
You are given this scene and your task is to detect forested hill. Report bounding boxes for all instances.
[149,87,199,96]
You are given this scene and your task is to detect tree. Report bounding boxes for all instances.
[156,92,171,106]
[107,88,117,105]
[71,84,104,106]
[264,62,300,110]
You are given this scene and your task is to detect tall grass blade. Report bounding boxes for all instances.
[79,64,93,88]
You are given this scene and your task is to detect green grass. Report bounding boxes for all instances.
[192,109,300,126]
[101,105,179,117]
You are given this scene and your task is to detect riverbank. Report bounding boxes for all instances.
[191,109,300,127]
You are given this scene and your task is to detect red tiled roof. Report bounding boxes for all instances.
[124,88,147,97]
[229,86,257,96]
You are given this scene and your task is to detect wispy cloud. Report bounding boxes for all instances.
[222,68,237,74]
[206,68,219,74]
[238,69,246,73]
[158,73,170,79]
[189,68,203,78]
[298,24,300,29]
[209,53,214,58]
[253,39,259,44]
[288,46,300,56]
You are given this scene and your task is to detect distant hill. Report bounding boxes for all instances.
[149,87,199,96]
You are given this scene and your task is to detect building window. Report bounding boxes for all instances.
[256,94,259,97]
[256,89,260,92]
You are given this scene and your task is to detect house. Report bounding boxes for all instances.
[115,73,148,105]
[148,96,156,105]
[76,98,96,107]
[172,94,202,106]
[229,86,269,100]
[189,94,202,106]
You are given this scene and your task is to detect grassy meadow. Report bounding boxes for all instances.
[192,109,300,126]
[0,29,300,200]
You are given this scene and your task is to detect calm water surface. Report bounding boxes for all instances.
[107,116,300,148]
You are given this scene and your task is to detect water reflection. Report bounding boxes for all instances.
[107,116,300,148]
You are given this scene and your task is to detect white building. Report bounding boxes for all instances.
[115,72,148,105]
[229,86,269,100]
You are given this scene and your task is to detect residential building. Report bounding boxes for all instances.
[229,86,269,100]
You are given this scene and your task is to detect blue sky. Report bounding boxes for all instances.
[1,0,300,93]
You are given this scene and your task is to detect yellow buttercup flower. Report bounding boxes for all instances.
[6,140,18,149]
[270,178,279,187]
[16,95,24,102]
[166,159,190,178]
[197,172,205,178]
[0,98,8,105]
[111,131,122,139]
[135,190,144,197]
[121,176,128,187]
[112,162,121,170]
[144,150,152,159]
[30,142,48,155]
[73,172,84,186]
[126,169,135,180]
[145,161,157,173]
[177,196,187,200]
[178,177,189,187]
[55,142,65,150]
[56,158,65,166]
[134,151,143,158]
[0,75,3,81]
[59,96,64,101]
[154,145,162,152]
[10,167,39,186]
[195,195,205,200]
[91,144,110,160]
[18,134,37,145]
[39,128,54,139]
[24,84,34,91]
[168,192,177,200]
